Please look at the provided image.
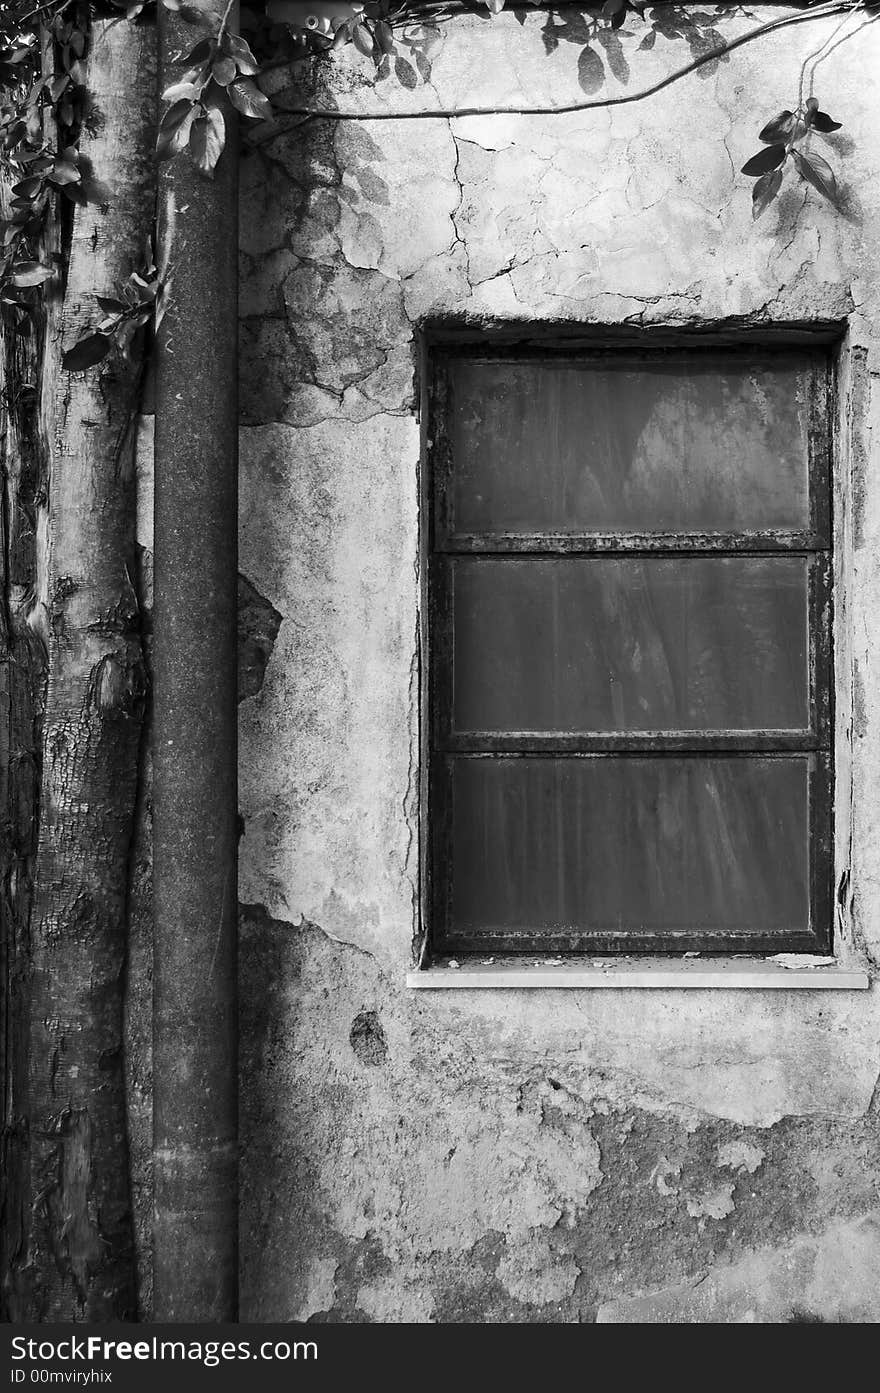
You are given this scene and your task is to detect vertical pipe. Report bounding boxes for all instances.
[153,2,239,1322]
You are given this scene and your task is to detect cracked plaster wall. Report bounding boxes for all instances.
[233,10,880,1321]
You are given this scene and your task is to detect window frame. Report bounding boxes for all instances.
[421,337,835,959]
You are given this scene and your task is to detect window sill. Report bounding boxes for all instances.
[407,956,870,990]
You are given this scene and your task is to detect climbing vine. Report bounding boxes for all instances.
[0,2,90,323]
[0,0,873,366]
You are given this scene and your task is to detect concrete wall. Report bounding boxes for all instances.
[235,9,880,1321]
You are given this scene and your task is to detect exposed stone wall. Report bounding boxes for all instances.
[235,10,880,1321]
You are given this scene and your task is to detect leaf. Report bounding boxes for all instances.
[484,0,505,11]
[164,0,215,22]
[225,34,260,75]
[11,261,54,287]
[596,29,629,85]
[352,23,375,57]
[410,24,443,57]
[62,333,111,372]
[811,111,842,134]
[638,29,656,50]
[189,106,226,176]
[184,38,215,66]
[11,176,44,199]
[96,295,128,315]
[161,80,201,104]
[188,116,210,172]
[331,20,354,50]
[48,160,80,186]
[128,271,159,302]
[752,166,783,219]
[227,78,273,122]
[157,105,197,159]
[212,56,237,86]
[741,144,786,177]
[160,97,196,132]
[394,55,418,89]
[758,110,794,143]
[577,44,605,95]
[792,148,838,204]
[375,20,395,54]
[185,60,215,86]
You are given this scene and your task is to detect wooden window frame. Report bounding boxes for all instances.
[422,339,835,958]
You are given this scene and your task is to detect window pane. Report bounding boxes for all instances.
[445,355,815,537]
[445,755,810,939]
[448,555,811,735]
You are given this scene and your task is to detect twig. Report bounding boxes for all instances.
[807,2,880,97]
[798,0,861,107]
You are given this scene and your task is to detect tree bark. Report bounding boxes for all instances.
[17,16,157,1321]
[0,284,48,1325]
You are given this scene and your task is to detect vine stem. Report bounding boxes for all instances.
[216,0,236,42]
[798,0,862,107]
[267,1,852,123]
[806,3,880,99]
[11,0,74,29]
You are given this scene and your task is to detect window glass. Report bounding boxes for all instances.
[448,555,811,735]
[446,356,814,537]
[446,755,811,943]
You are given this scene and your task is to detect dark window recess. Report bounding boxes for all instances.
[425,346,834,955]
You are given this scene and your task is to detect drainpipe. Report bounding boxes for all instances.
[153,2,239,1322]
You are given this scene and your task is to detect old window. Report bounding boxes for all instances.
[425,344,833,956]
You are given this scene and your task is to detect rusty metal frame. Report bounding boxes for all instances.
[422,336,835,957]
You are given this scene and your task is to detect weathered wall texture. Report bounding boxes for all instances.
[234,10,880,1321]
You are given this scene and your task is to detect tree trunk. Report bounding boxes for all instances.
[16,16,157,1321]
[0,283,48,1324]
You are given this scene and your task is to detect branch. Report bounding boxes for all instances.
[267,1,853,124]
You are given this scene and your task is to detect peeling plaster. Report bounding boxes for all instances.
[685,1182,736,1222]
[717,1140,765,1175]
[238,573,282,704]
[496,1233,581,1307]
[597,1213,880,1324]
[295,1257,338,1323]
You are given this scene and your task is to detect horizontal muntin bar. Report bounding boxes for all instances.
[439,732,822,754]
[435,535,830,555]
[434,744,827,758]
